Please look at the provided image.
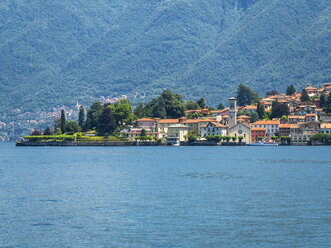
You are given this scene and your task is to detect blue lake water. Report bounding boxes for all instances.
[0,143,330,247]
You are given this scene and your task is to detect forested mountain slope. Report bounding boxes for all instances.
[0,0,330,113]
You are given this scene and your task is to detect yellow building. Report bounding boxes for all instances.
[167,124,188,145]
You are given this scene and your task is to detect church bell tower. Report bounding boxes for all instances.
[229,97,237,127]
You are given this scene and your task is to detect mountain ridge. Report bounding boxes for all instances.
[0,0,330,114]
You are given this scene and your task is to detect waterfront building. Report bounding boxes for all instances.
[182,119,200,134]
[251,120,280,137]
[157,119,179,138]
[128,128,158,141]
[200,122,227,137]
[197,119,219,135]
[167,124,188,145]
[279,124,291,137]
[251,127,266,142]
[290,121,320,144]
[228,122,251,143]
[135,118,156,130]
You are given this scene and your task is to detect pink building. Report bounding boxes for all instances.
[135,118,156,129]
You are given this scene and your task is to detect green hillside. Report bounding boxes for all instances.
[0,0,330,114]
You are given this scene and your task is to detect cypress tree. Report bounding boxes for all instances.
[60,109,66,133]
[152,96,166,118]
[257,101,265,119]
[320,93,326,108]
[78,106,85,128]
[286,85,296,95]
[300,89,310,103]
[83,116,91,132]
[197,98,206,109]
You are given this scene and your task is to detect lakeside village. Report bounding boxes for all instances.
[18,83,331,146]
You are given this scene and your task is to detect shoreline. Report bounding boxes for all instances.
[15,141,328,146]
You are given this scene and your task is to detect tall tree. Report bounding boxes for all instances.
[325,93,331,114]
[60,109,66,133]
[110,99,134,126]
[186,100,200,110]
[134,103,145,118]
[300,89,310,102]
[197,98,206,109]
[78,106,85,128]
[87,102,103,130]
[217,103,224,110]
[286,85,296,95]
[161,90,185,118]
[257,101,265,119]
[83,116,91,132]
[271,103,289,118]
[320,93,326,108]
[97,107,117,135]
[236,84,259,106]
[152,96,167,118]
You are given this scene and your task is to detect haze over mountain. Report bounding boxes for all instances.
[0,0,330,114]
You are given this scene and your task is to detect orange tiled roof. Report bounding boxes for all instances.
[198,118,217,122]
[242,105,257,110]
[304,84,317,90]
[321,123,331,129]
[182,119,200,124]
[305,114,316,117]
[290,124,300,129]
[279,124,290,128]
[201,122,226,128]
[251,127,266,131]
[238,115,250,119]
[136,118,155,122]
[157,119,179,124]
[316,108,323,111]
[185,110,200,113]
[288,116,300,119]
[252,120,280,125]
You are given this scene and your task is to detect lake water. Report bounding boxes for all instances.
[0,143,330,247]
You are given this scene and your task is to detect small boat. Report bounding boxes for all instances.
[247,140,278,146]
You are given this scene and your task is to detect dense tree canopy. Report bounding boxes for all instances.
[271,102,290,118]
[217,103,224,110]
[186,100,201,110]
[96,107,116,135]
[236,84,259,106]
[134,103,145,119]
[197,98,206,109]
